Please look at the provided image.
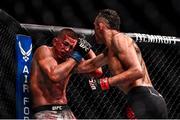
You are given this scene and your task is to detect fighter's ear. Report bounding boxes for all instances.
[99,22,107,31]
[99,22,103,30]
[52,37,58,46]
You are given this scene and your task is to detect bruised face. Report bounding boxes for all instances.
[53,35,77,60]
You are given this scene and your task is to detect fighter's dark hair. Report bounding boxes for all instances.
[97,9,120,30]
[56,28,80,39]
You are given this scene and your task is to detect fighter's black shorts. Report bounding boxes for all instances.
[125,86,168,119]
[32,104,76,119]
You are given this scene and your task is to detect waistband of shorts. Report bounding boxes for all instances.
[32,104,70,114]
[127,86,155,96]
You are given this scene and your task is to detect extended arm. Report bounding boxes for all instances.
[89,35,144,91]
[77,52,108,73]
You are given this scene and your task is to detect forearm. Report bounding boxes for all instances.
[85,49,96,59]
[49,58,77,82]
[78,49,99,73]
[77,53,107,73]
[77,58,98,73]
[88,67,143,91]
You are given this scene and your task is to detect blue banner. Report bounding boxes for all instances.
[16,34,32,119]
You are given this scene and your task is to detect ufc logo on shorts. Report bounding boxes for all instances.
[52,106,62,111]
[89,79,97,90]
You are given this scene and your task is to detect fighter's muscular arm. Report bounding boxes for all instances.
[35,45,77,82]
[85,49,96,59]
[109,35,144,86]
[77,52,108,73]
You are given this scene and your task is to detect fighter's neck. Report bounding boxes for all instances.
[104,30,120,47]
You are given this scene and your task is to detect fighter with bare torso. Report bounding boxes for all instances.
[77,9,168,119]
[30,28,96,119]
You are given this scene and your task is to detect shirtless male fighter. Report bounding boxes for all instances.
[30,28,94,119]
[77,9,168,119]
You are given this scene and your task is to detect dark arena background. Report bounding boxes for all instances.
[0,0,180,119]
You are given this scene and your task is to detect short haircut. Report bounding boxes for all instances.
[96,9,120,30]
[56,28,80,39]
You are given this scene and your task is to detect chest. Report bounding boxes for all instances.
[107,49,124,75]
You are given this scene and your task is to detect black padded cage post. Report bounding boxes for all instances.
[0,9,180,119]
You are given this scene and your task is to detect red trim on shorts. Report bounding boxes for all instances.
[126,105,137,120]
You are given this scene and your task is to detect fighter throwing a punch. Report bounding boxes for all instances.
[77,9,168,119]
[30,28,98,119]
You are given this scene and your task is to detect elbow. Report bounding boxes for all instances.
[133,66,144,79]
[49,75,59,82]
[48,70,64,82]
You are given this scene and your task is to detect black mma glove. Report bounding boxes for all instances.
[71,37,91,62]
[88,77,110,91]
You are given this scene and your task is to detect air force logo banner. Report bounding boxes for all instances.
[16,34,32,119]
